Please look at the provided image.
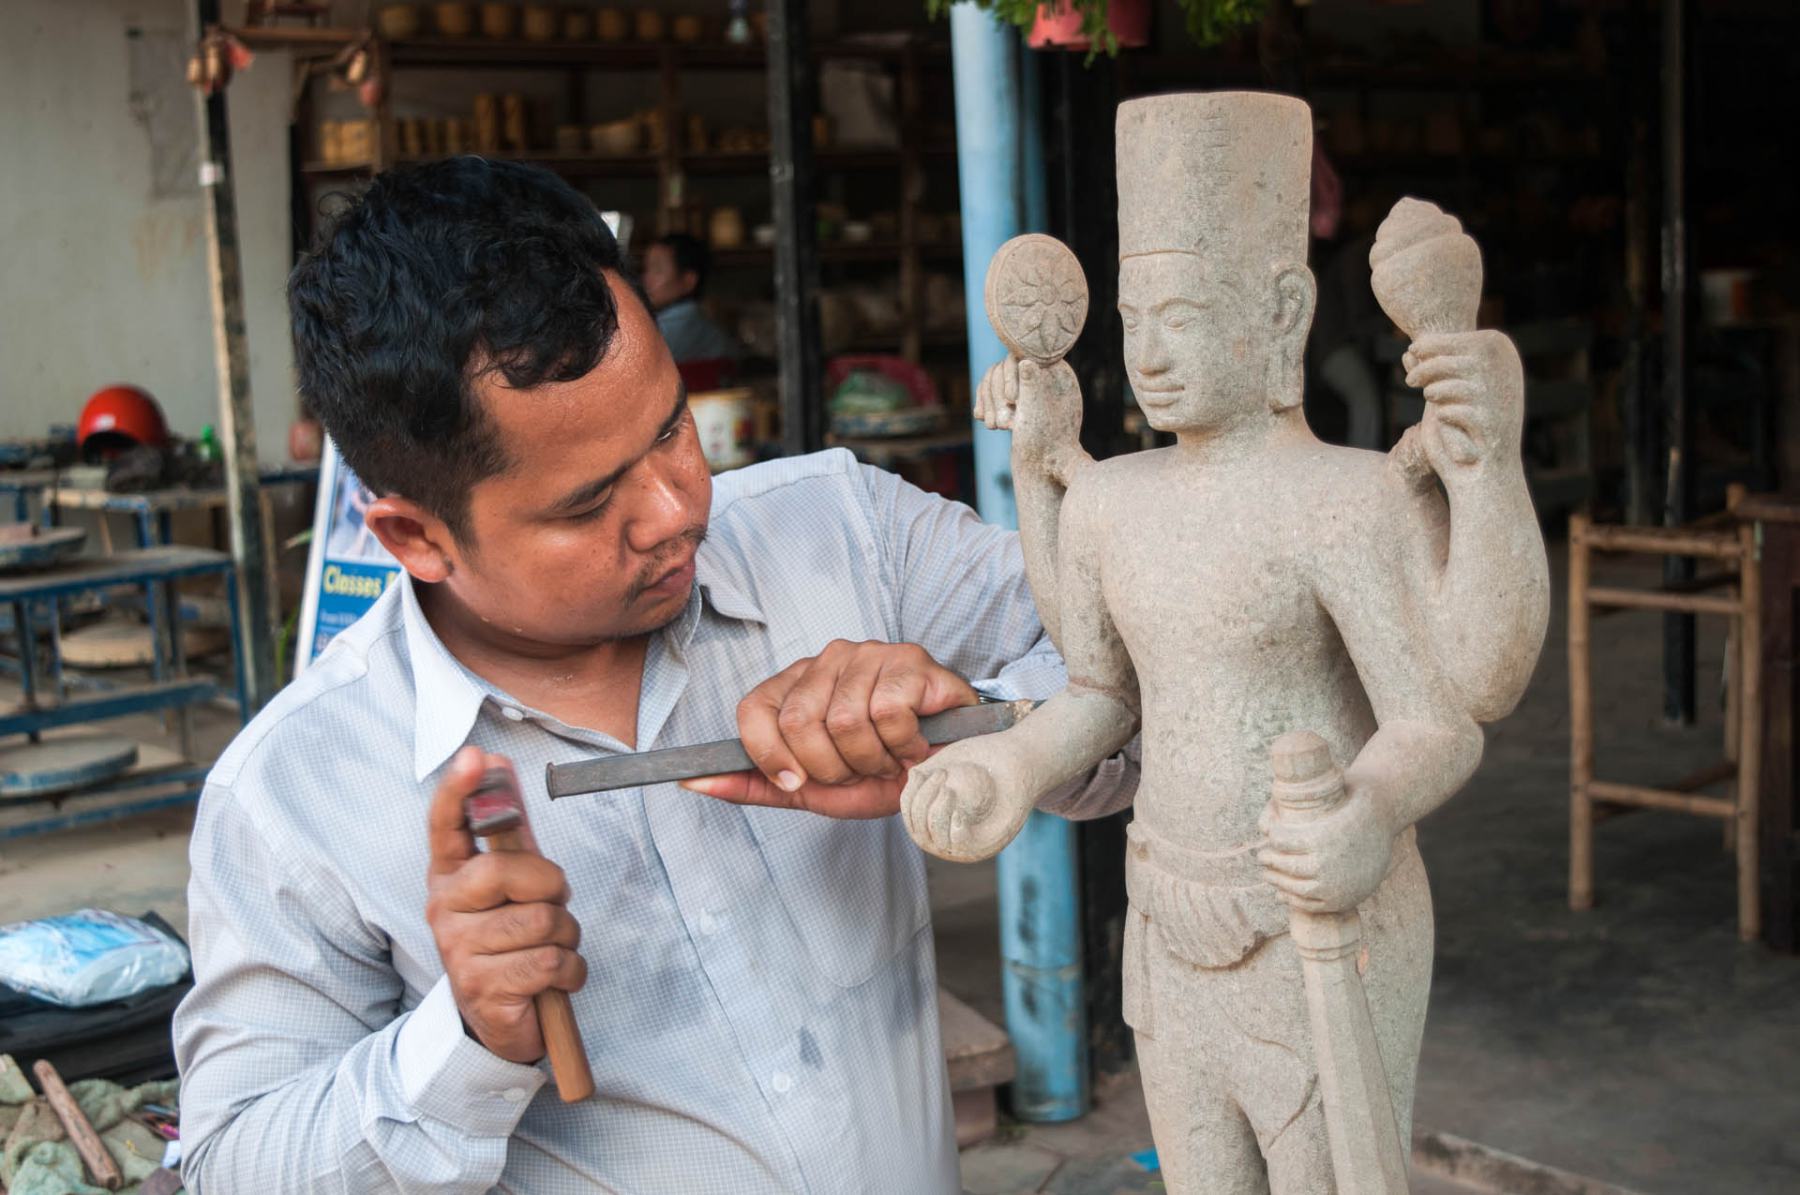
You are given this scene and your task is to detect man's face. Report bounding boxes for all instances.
[1118,252,1270,435]
[641,244,692,311]
[443,272,712,646]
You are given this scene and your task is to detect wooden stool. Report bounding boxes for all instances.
[1568,508,1762,940]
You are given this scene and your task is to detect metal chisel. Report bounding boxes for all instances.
[545,698,1041,799]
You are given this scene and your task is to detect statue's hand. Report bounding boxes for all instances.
[1257,784,1397,915]
[901,738,1033,863]
[976,357,1085,485]
[1402,330,1524,485]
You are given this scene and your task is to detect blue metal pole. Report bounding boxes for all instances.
[951,2,1022,530]
[949,2,1089,1124]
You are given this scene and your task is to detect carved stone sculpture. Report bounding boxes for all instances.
[902,92,1549,1193]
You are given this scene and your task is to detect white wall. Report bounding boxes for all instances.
[0,0,297,464]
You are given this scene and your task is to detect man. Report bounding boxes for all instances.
[642,232,741,363]
[172,158,1134,1193]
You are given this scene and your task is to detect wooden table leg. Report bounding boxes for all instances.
[1570,514,1595,911]
[1758,520,1795,951]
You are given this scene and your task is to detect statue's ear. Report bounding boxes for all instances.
[1268,266,1317,410]
[1272,265,1317,342]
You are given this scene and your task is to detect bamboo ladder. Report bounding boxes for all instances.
[1568,491,1763,941]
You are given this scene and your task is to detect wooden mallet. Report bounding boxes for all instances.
[466,767,596,1103]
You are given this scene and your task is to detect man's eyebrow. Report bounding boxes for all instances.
[545,379,688,515]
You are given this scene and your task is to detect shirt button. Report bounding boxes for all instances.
[501,1087,530,1103]
[697,911,718,937]
[500,706,525,722]
[770,1071,794,1095]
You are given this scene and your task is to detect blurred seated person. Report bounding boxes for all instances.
[643,233,742,366]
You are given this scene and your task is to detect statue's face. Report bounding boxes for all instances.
[1118,253,1268,434]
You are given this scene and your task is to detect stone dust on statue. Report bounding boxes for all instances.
[901,92,1548,1194]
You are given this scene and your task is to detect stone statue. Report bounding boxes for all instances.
[901,92,1548,1193]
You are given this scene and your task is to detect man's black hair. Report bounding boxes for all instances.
[289,157,639,539]
[653,232,711,299]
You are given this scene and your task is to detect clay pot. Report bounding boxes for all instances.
[288,418,323,464]
[596,7,627,40]
[709,206,746,249]
[1028,0,1149,50]
[444,118,471,153]
[473,92,501,152]
[685,113,708,152]
[377,4,422,39]
[634,8,663,41]
[589,117,641,155]
[434,2,475,36]
[399,116,426,157]
[554,123,585,153]
[501,92,528,151]
[521,4,556,40]
[480,2,519,39]
[811,113,831,148]
[671,14,703,43]
[563,8,593,39]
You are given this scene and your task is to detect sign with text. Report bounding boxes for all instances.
[293,440,402,676]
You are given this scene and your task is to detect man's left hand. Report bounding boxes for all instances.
[679,640,979,819]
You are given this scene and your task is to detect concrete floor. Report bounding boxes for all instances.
[3,544,1798,1193]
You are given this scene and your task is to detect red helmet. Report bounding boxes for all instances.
[78,385,169,460]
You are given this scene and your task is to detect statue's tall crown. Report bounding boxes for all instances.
[1116,92,1312,270]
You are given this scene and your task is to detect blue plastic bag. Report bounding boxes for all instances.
[0,909,189,1008]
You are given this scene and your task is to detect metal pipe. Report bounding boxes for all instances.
[1660,0,1695,724]
[192,0,277,713]
[766,0,824,456]
[950,2,1089,1124]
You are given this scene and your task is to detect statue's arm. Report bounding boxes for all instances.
[1000,466,1142,794]
[901,469,1136,861]
[981,357,1094,653]
[1320,525,1484,835]
[1392,329,1550,721]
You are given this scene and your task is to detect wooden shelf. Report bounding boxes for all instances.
[304,149,954,180]
[385,36,947,71]
[711,242,962,268]
[685,145,956,173]
[845,329,968,353]
[828,426,974,462]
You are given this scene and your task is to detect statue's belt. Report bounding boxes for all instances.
[1125,821,1414,971]
[1125,823,1291,970]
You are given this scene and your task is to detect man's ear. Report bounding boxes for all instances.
[1269,265,1318,410]
[679,270,700,298]
[365,495,460,584]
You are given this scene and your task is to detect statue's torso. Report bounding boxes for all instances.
[1088,439,1392,852]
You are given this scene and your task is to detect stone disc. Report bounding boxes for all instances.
[983,234,1088,364]
[0,736,140,799]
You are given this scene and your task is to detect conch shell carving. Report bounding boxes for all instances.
[1369,198,1483,338]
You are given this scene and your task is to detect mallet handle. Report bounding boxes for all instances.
[488,827,596,1103]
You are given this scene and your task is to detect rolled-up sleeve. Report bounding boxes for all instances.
[175,785,546,1194]
[858,464,1138,821]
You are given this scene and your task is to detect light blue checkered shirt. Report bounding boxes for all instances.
[174,450,1136,1194]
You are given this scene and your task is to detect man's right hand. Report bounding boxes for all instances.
[426,746,587,1064]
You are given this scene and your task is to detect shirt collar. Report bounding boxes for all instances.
[402,549,765,782]
[693,542,765,629]
[400,574,492,783]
